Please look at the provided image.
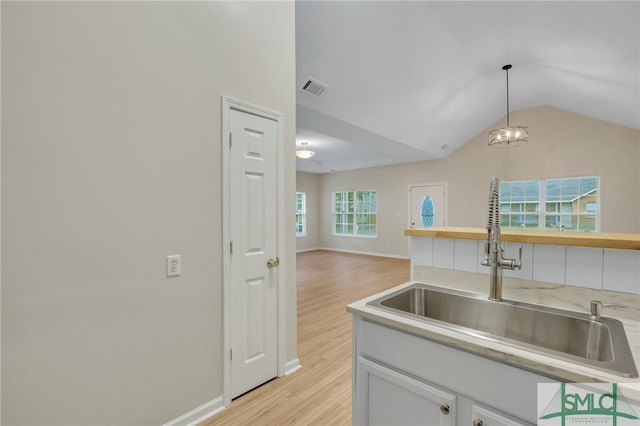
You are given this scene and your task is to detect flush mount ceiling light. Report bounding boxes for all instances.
[489,64,529,148]
[295,142,316,159]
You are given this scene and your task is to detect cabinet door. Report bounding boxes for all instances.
[355,358,456,426]
[471,404,534,426]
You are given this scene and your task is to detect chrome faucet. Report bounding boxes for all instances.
[481,177,523,301]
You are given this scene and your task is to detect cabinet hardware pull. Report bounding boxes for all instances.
[440,405,450,415]
[472,420,484,426]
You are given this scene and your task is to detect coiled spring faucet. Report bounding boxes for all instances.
[481,177,523,301]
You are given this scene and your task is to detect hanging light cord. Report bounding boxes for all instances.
[504,64,511,128]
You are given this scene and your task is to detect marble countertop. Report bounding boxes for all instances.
[347,276,640,399]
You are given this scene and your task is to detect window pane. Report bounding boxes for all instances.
[561,215,573,230]
[523,214,538,229]
[543,176,598,232]
[296,193,306,236]
[560,203,573,213]
[334,213,353,235]
[500,182,511,202]
[296,192,305,214]
[510,182,525,202]
[546,202,559,213]
[295,212,303,233]
[578,190,597,213]
[580,177,598,195]
[545,215,561,230]
[579,215,597,232]
[562,178,579,199]
[546,179,562,202]
[525,181,539,201]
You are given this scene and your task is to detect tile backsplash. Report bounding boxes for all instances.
[410,236,640,295]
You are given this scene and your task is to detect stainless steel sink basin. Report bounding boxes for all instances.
[367,283,638,378]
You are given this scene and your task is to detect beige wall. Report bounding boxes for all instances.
[316,106,639,257]
[1,2,296,425]
[296,172,321,251]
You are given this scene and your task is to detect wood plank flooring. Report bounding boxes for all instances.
[202,250,410,425]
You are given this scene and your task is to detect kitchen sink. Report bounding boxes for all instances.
[366,283,638,377]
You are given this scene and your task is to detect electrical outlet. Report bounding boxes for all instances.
[167,255,181,277]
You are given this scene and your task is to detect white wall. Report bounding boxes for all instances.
[1,2,296,425]
[316,107,640,258]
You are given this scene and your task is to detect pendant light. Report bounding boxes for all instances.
[295,142,316,159]
[488,64,529,148]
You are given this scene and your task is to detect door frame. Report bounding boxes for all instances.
[221,95,287,406]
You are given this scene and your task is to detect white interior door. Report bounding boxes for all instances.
[410,184,446,228]
[229,106,278,399]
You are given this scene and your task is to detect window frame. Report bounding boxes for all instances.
[499,176,600,232]
[295,192,307,237]
[332,189,378,238]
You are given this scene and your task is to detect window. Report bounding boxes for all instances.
[332,190,377,237]
[545,176,599,232]
[296,192,306,236]
[500,180,540,230]
[500,176,599,232]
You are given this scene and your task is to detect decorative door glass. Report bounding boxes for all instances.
[421,196,435,228]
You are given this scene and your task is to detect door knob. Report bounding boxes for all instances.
[267,257,280,268]
[440,405,450,415]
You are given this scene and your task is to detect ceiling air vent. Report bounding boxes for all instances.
[300,77,328,96]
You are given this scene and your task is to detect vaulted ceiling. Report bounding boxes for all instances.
[295,1,640,173]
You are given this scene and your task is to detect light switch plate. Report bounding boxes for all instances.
[167,255,181,277]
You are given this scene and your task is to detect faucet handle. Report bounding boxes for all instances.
[509,246,524,270]
[515,246,523,270]
[590,300,627,321]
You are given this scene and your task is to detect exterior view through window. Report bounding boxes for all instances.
[500,176,599,232]
[333,190,377,237]
[296,192,306,236]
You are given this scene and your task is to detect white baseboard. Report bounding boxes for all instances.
[285,358,302,375]
[163,396,224,426]
[296,246,323,253]
[301,247,409,260]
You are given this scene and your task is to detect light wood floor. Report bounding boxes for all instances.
[202,250,410,425]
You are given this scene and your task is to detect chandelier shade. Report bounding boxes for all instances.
[489,64,529,148]
[295,142,316,159]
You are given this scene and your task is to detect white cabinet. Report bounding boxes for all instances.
[352,317,552,426]
[356,358,456,426]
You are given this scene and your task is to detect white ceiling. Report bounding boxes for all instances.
[295,1,640,174]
